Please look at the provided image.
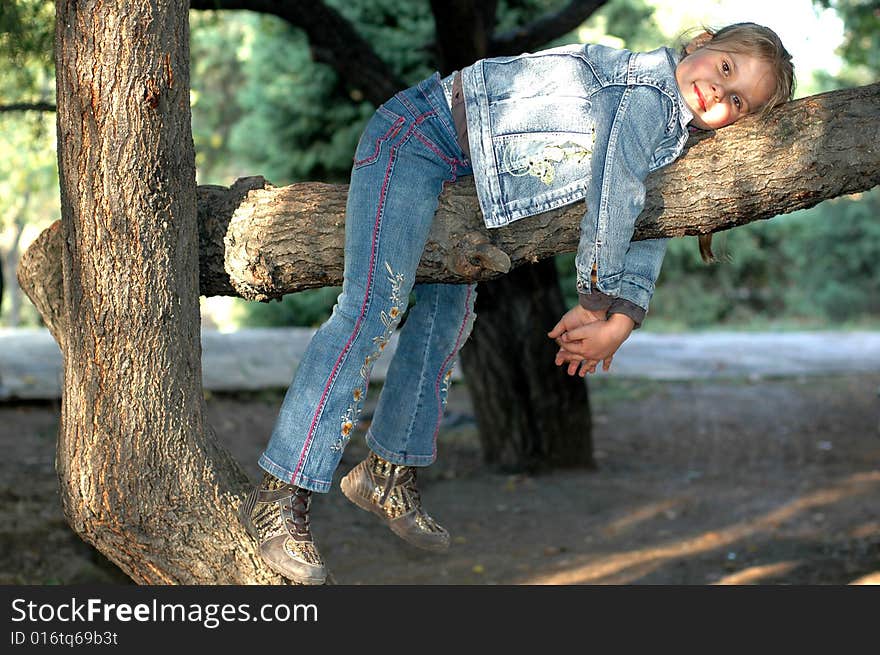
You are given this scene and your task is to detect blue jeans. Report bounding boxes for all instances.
[259,74,476,493]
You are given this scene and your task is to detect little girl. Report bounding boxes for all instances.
[239,22,795,584]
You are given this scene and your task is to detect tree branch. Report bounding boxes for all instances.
[20,84,880,324]
[489,0,608,56]
[189,0,404,104]
[0,102,56,112]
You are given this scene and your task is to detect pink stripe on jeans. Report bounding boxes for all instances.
[292,113,431,482]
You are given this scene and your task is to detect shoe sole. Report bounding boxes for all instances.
[340,474,449,553]
[237,499,327,585]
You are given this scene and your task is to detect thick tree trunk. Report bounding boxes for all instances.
[52,0,279,584]
[459,258,595,471]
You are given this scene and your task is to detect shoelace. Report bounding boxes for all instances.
[378,466,419,507]
[282,488,312,536]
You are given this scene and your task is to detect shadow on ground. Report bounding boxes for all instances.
[1,374,878,584]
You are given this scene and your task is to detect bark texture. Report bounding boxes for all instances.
[52,0,280,584]
[461,258,596,471]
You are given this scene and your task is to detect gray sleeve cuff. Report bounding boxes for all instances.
[579,292,647,328]
[578,291,613,311]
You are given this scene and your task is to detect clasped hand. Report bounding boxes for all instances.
[547,305,634,377]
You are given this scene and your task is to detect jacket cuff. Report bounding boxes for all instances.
[607,298,646,329]
[579,292,646,328]
[578,291,613,311]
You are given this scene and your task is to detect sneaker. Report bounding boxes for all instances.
[238,472,327,584]
[340,452,450,552]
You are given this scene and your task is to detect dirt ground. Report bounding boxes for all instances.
[1,373,878,585]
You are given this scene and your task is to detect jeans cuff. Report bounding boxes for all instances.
[258,453,332,493]
[365,429,436,467]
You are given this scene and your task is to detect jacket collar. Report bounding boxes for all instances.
[663,46,694,132]
[628,46,694,134]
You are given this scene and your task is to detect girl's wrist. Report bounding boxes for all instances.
[607,312,635,336]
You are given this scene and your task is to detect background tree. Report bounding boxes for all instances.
[0,0,57,324]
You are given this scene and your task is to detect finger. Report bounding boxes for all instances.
[547,318,566,339]
[556,351,576,366]
[563,324,597,342]
[559,340,589,358]
[567,360,580,376]
[602,355,614,372]
[556,348,585,363]
[554,348,567,366]
[557,337,581,352]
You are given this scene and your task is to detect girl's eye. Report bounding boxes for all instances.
[733,95,742,110]
[722,61,730,75]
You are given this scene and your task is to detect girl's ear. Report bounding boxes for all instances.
[684,31,714,55]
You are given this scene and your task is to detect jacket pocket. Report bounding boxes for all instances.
[496,131,596,184]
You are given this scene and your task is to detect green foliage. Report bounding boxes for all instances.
[592,0,662,51]
[494,0,570,37]
[327,0,435,83]
[0,0,53,70]
[239,287,342,328]
[815,0,880,78]
[228,16,374,185]
[0,0,54,138]
[647,190,880,329]
[190,11,251,185]
[781,190,880,320]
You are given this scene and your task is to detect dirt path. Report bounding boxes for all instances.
[2,374,878,584]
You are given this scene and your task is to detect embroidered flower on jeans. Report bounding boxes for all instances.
[439,369,454,407]
[335,261,408,452]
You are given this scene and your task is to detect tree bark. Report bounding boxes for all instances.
[461,258,595,471]
[52,0,280,584]
[430,0,498,72]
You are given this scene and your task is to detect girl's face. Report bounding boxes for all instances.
[675,46,776,130]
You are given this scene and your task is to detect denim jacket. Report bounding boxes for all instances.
[460,44,693,321]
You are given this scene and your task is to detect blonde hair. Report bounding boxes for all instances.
[685,23,796,262]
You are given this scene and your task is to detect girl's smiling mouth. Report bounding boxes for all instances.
[694,83,707,112]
